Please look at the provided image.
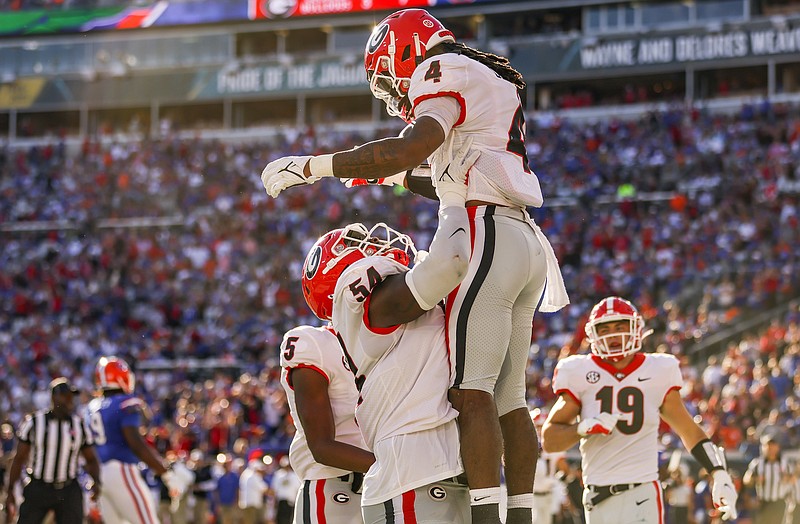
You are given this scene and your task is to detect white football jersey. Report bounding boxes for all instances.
[331,256,462,505]
[409,52,543,208]
[279,325,366,481]
[551,353,682,486]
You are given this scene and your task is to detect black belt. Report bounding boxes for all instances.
[586,483,642,510]
[337,472,364,494]
[30,478,75,490]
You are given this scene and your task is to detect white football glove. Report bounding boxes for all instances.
[577,412,620,437]
[261,154,334,198]
[711,470,738,521]
[162,463,195,511]
[431,135,480,207]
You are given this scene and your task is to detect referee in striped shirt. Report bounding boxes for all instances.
[744,434,791,524]
[4,378,102,524]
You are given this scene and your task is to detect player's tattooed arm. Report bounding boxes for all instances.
[331,116,445,180]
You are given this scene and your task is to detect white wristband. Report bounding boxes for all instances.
[308,154,335,179]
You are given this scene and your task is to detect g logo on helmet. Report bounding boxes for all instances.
[260,0,297,17]
[305,246,322,280]
[429,486,446,500]
[367,24,390,54]
[333,492,350,504]
[422,19,434,28]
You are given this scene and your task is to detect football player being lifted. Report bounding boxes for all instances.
[298,136,477,523]
[541,297,738,524]
[261,9,569,524]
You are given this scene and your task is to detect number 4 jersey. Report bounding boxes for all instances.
[552,353,683,486]
[409,52,544,209]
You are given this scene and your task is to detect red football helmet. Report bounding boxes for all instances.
[302,222,416,320]
[95,356,135,394]
[584,297,651,361]
[364,9,455,122]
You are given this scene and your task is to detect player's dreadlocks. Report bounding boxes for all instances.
[435,41,526,90]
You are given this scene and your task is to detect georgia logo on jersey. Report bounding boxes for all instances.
[429,486,447,500]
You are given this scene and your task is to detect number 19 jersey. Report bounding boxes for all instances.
[551,353,682,486]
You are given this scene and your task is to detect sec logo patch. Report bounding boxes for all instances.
[586,371,600,384]
[429,486,446,500]
[332,492,350,504]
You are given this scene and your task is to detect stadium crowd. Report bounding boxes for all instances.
[1,101,800,522]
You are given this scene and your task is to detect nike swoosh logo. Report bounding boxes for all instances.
[472,496,490,502]
[450,227,466,238]
[637,377,651,382]
[635,499,648,505]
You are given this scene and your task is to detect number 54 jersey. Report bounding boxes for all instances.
[552,353,683,486]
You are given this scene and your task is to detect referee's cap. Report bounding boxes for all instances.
[50,377,79,396]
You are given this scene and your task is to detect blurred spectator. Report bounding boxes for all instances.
[215,455,241,524]
[270,456,300,524]
[190,449,215,524]
[743,435,792,523]
[239,454,269,524]
[664,467,693,524]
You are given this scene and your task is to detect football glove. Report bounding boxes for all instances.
[261,154,334,198]
[162,463,195,511]
[577,412,620,437]
[431,135,479,207]
[711,470,738,521]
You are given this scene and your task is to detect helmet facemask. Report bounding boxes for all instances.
[587,317,645,361]
[366,34,414,122]
[326,222,416,273]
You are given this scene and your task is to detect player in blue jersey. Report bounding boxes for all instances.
[87,357,193,524]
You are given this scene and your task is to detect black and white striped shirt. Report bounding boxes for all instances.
[747,456,790,502]
[17,410,94,484]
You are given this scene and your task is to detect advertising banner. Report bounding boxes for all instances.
[511,20,800,79]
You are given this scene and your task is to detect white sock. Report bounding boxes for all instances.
[469,487,501,506]
[506,493,535,509]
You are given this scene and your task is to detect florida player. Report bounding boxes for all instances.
[541,297,738,524]
[260,10,569,524]
[278,323,375,522]
[299,137,475,523]
[87,356,192,524]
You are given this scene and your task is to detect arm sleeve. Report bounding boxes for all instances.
[17,415,33,443]
[81,416,94,447]
[280,327,331,387]
[119,398,143,428]
[552,358,581,406]
[413,96,461,137]
[405,205,470,310]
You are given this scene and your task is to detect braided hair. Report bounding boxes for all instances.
[435,41,525,90]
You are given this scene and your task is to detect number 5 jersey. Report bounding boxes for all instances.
[552,353,683,486]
